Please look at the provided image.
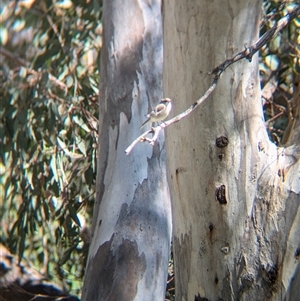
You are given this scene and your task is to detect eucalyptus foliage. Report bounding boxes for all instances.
[260,0,300,144]
[1,0,101,295]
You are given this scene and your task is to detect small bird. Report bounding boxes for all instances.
[140,98,172,129]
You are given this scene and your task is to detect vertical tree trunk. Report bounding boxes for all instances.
[82,1,172,300]
[163,0,300,300]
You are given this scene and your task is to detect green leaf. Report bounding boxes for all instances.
[50,155,58,182]
[43,200,51,221]
[57,136,83,159]
[75,135,87,156]
[72,115,90,132]
[59,243,77,266]
[66,75,74,88]
[57,136,67,152]
[84,166,94,186]
[68,203,81,227]
[18,230,25,264]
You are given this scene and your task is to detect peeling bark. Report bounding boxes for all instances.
[81,1,172,300]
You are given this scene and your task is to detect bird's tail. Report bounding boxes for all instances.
[140,118,150,129]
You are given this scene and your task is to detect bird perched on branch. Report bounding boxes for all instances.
[140,98,172,129]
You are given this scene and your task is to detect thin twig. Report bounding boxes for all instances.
[1,45,68,92]
[0,46,30,67]
[164,76,219,127]
[48,73,68,92]
[46,14,65,49]
[125,128,157,155]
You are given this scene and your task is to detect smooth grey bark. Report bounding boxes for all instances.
[81,1,172,300]
[163,1,300,301]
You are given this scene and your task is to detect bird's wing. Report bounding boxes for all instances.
[154,104,165,113]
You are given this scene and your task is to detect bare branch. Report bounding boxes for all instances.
[0,46,30,67]
[1,46,68,93]
[125,128,159,155]
[48,73,68,92]
[164,77,219,127]
[211,5,300,75]
[125,4,300,155]
[46,14,65,49]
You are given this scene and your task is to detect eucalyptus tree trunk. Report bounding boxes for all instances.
[163,1,300,301]
[81,1,172,300]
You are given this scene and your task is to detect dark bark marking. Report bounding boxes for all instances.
[173,234,191,300]
[82,236,146,301]
[208,223,214,242]
[241,273,254,287]
[220,246,230,255]
[176,167,187,174]
[194,293,210,301]
[218,153,224,161]
[295,247,300,259]
[215,185,227,204]
[262,263,278,284]
[199,237,207,257]
[216,136,229,148]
